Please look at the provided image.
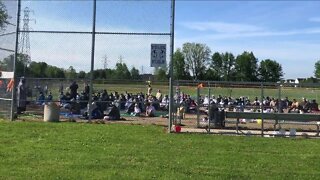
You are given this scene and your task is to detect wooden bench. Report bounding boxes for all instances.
[225,112,320,136]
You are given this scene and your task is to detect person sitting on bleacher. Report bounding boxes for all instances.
[160,95,169,110]
[203,95,210,107]
[309,99,319,112]
[300,98,309,113]
[252,97,260,106]
[288,98,300,113]
[36,92,45,105]
[46,91,53,102]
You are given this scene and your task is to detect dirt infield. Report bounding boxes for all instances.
[14,104,320,138]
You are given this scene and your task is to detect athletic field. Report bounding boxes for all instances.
[0,120,319,179]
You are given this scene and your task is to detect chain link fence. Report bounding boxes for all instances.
[0,0,173,121]
[0,0,17,118]
[174,80,320,136]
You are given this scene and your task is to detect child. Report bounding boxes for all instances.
[131,103,141,116]
[145,102,155,117]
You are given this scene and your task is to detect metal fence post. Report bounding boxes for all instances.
[275,83,281,130]
[10,0,22,121]
[196,86,200,128]
[88,0,97,122]
[261,83,264,137]
[208,83,211,133]
[168,0,175,133]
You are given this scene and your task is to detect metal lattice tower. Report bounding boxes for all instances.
[102,55,108,69]
[19,7,35,72]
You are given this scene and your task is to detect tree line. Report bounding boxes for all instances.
[0,47,284,83]
[171,42,284,82]
[0,54,142,80]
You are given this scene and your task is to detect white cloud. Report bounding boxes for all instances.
[180,21,263,33]
[181,21,320,40]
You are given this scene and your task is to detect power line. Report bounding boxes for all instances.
[0,47,15,52]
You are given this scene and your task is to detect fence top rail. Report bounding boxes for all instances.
[177,80,320,88]
[226,111,320,122]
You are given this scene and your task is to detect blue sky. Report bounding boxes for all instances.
[16,0,320,79]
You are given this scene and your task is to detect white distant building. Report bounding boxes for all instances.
[0,71,14,79]
[284,79,295,84]
[295,78,306,84]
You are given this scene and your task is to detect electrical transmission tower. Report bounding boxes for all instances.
[118,55,124,64]
[102,55,108,69]
[19,7,35,74]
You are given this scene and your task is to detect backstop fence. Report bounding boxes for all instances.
[1,0,320,137]
[0,0,18,119]
[0,0,174,123]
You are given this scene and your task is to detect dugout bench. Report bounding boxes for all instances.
[225,112,320,137]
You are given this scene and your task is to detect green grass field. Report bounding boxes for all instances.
[1,120,320,179]
[43,82,320,103]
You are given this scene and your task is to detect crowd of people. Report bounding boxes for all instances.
[26,80,320,120]
[44,81,169,120]
[199,95,319,114]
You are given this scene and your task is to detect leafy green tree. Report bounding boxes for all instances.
[100,69,107,79]
[105,68,115,79]
[0,1,9,31]
[204,69,219,81]
[221,52,236,81]
[28,62,48,78]
[209,52,236,81]
[182,42,211,80]
[78,71,86,79]
[130,67,140,80]
[45,65,65,78]
[65,66,77,79]
[92,70,100,79]
[154,67,168,81]
[314,60,320,78]
[258,59,283,82]
[301,77,318,84]
[114,62,131,79]
[173,48,190,80]
[235,51,258,82]
[209,52,223,80]
[0,53,28,77]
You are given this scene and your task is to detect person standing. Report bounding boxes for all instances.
[17,77,27,114]
[147,84,152,96]
[84,82,90,95]
[69,81,78,100]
